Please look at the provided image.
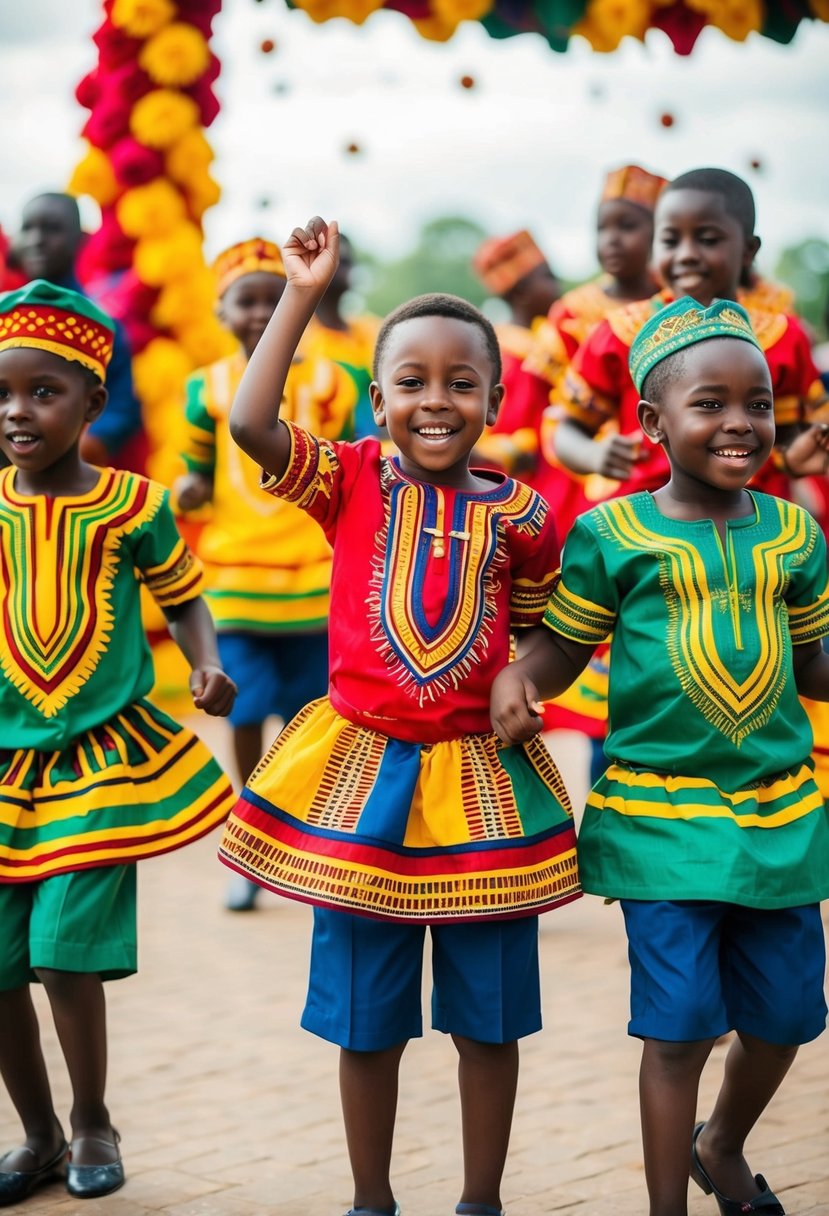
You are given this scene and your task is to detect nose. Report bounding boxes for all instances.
[673,236,701,265]
[722,407,753,433]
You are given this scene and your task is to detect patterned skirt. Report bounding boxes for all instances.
[218,698,581,922]
[0,699,236,882]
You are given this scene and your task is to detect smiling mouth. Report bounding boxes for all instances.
[711,447,756,460]
[415,426,456,440]
[7,432,39,445]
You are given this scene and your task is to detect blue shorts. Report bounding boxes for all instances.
[302,907,542,1051]
[217,630,328,728]
[621,900,827,1046]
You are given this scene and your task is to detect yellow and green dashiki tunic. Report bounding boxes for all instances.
[544,491,829,909]
[180,349,358,633]
[0,467,235,882]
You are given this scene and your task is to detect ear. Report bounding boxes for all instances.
[486,382,505,427]
[743,233,761,273]
[369,380,385,427]
[85,383,108,425]
[637,397,662,444]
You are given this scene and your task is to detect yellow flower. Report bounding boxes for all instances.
[150,270,216,329]
[165,130,215,184]
[132,337,192,405]
[575,0,650,50]
[431,0,494,22]
[130,89,199,150]
[175,317,235,367]
[134,222,204,286]
[116,178,186,239]
[66,146,119,208]
[139,23,211,88]
[183,172,221,221]
[686,0,762,40]
[412,14,458,40]
[111,0,175,38]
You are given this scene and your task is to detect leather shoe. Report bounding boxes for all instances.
[66,1133,125,1199]
[0,1141,68,1205]
[691,1122,785,1215]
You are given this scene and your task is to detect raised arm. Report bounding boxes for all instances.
[491,627,595,744]
[229,216,340,478]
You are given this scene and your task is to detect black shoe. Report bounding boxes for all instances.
[0,1141,68,1206]
[66,1133,125,1199]
[691,1122,785,1215]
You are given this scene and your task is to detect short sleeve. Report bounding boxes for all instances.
[132,489,205,607]
[260,420,350,534]
[554,320,628,434]
[543,515,617,644]
[508,493,561,629]
[180,372,216,475]
[785,506,829,644]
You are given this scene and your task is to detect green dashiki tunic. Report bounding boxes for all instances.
[0,467,235,882]
[544,490,829,909]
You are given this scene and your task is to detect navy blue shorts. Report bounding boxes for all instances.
[302,907,542,1051]
[217,630,328,727]
[621,899,827,1046]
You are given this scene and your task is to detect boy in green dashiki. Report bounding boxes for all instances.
[0,281,236,1203]
[491,296,829,1216]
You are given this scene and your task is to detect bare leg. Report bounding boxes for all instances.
[454,1035,519,1212]
[693,1032,798,1201]
[0,985,65,1168]
[225,723,267,910]
[36,969,118,1165]
[639,1036,715,1216]
[339,1041,406,1212]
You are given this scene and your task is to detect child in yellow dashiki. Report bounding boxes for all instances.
[175,238,358,912]
[218,218,580,1216]
[492,297,829,1216]
[0,281,236,1204]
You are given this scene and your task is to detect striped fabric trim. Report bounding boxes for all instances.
[543,582,615,644]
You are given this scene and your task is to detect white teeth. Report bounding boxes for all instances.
[418,427,453,436]
[715,449,751,457]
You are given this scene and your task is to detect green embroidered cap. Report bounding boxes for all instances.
[629,296,762,394]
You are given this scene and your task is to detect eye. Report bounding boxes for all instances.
[695,399,722,410]
[749,399,773,412]
[397,376,422,389]
[450,379,475,391]
[33,385,57,399]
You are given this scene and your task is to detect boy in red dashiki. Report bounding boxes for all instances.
[552,167,826,500]
[219,218,579,1216]
[0,281,236,1204]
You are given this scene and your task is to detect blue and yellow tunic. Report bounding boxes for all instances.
[0,467,235,882]
[544,491,829,909]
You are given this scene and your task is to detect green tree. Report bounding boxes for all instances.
[773,238,829,337]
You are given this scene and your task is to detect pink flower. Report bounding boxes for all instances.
[110,136,166,187]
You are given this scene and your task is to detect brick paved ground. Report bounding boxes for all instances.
[4,721,828,1215]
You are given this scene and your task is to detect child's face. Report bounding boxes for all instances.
[370,315,503,489]
[18,196,79,282]
[652,190,756,307]
[0,348,106,481]
[640,339,774,495]
[596,200,654,281]
[219,271,285,358]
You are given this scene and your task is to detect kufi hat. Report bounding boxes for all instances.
[0,279,115,381]
[629,296,762,394]
[473,230,548,295]
[601,165,667,213]
[212,238,285,297]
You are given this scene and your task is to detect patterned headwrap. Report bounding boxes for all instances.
[601,165,668,213]
[212,237,286,297]
[630,296,763,394]
[0,279,114,381]
[473,230,548,295]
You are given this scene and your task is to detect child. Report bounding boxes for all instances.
[551,167,825,497]
[175,237,358,912]
[0,280,236,1202]
[218,217,580,1216]
[491,296,829,1216]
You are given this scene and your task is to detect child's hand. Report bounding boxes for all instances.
[174,472,212,512]
[491,666,546,745]
[778,423,829,478]
[282,216,339,294]
[190,666,237,716]
[593,432,643,480]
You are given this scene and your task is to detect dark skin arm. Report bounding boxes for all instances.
[163,597,237,716]
[491,628,595,745]
[553,416,642,481]
[229,216,339,480]
[792,638,829,701]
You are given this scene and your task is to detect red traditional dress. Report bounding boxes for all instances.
[219,425,580,922]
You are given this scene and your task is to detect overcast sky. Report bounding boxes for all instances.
[1,0,828,281]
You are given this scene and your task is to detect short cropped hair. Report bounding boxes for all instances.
[373,293,502,384]
[640,350,685,403]
[660,168,756,239]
